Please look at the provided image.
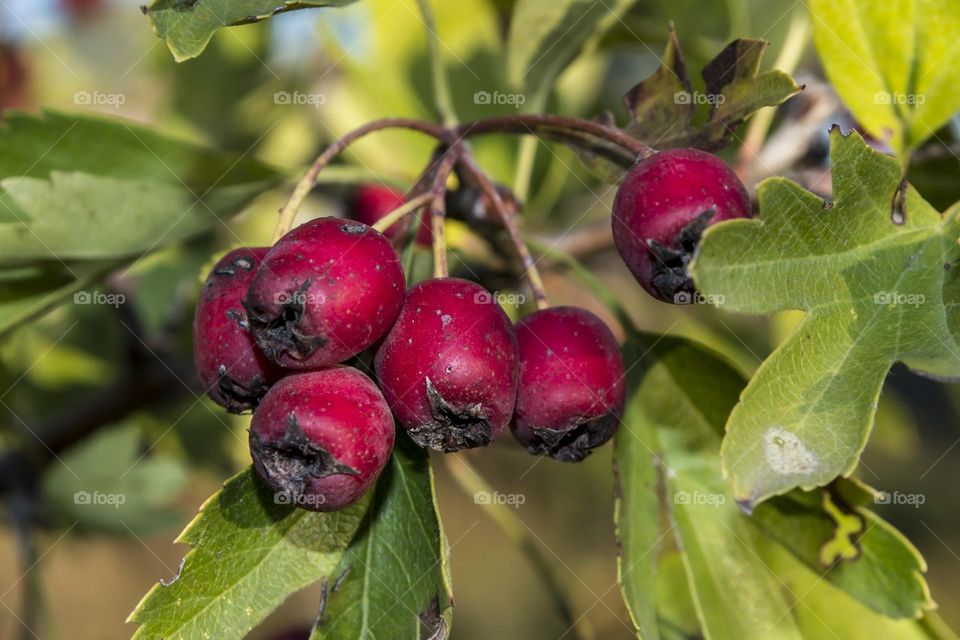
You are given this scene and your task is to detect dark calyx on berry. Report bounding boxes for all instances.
[374,277,519,453]
[512,306,626,462]
[245,217,405,370]
[612,148,750,302]
[249,414,358,498]
[249,368,395,511]
[193,247,280,413]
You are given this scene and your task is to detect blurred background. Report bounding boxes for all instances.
[1,0,959,638]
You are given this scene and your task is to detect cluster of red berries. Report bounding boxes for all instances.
[193,147,749,512]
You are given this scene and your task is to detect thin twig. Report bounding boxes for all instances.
[428,148,461,278]
[370,193,434,235]
[457,152,550,309]
[272,118,449,242]
[273,113,652,243]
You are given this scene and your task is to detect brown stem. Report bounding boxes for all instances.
[428,148,461,278]
[455,114,652,165]
[370,193,434,235]
[272,113,652,243]
[272,118,450,242]
[457,152,550,309]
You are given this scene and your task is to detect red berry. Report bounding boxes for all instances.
[351,185,431,246]
[0,44,29,112]
[59,0,102,18]
[246,217,405,369]
[374,278,519,452]
[193,248,282,413]
[249,367,395,511]
[512,307,625,462]
[612,148,751,302]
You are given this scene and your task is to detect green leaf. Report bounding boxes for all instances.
[761,541,956,640]
[143,0,360,62]
[654,552,699,640]
[0,261,116,336]
[614,339,664,640]
[41,425,187,534]
[128,469,369,640]
[752,478,932,618]
[691,128,960,507]
[312,437,452,639]
[617,335,803,640]
[809,0,960,158]
[0,111,280,267]
[506,0,641,95]
[623,35,801,151]
[616,333,936,631]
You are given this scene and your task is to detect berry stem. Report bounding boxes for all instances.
[272,118,449,242]
[428,147,461,278]
[273,113,653,243]
[443,455,593,640]
[370,192,434,235]
[456,114,652,163]
[457,152,550,309]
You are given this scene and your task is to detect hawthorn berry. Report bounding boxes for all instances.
[374,277,519,452]
[351,184,431,246]
[612,148,751,302]
[193,247,282,413]
[0,44,29,112]
[245,217,405,369]
[512,307,625,462]
[249,367,395,512]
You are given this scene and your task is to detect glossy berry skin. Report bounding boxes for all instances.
[351,184,431,246]
[249,367,395,512]
[512,307,625,462]
[193,247,281,413]
[612,148,751,302]
[246,217,405,369]
[374,278,519,452]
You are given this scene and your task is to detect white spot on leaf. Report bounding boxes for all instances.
[763,427,818,475]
